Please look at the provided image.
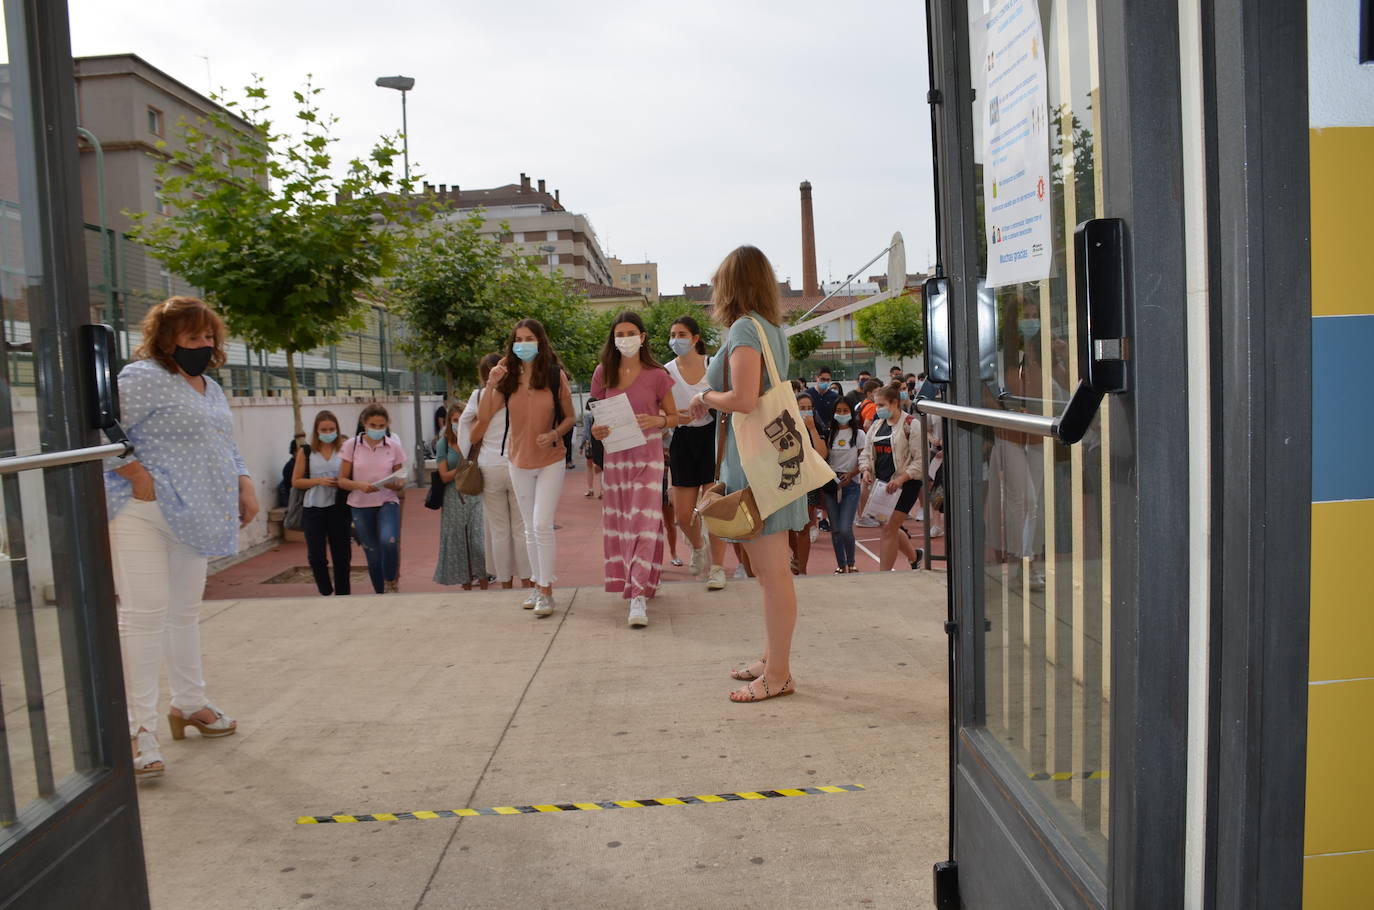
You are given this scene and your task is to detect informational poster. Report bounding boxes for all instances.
[980,0,1052,288]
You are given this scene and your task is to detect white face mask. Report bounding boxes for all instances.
[615,336,643,358]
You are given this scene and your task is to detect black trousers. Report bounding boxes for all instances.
[303,502,353,595]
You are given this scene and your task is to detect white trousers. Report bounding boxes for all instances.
[989,436,1045,558]
[108,499,212,737]
[480,464,532,583]
[508,461,565,587]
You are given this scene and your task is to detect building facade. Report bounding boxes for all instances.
[607,257,659,300]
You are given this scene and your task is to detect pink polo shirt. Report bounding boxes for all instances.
[341,433,406,508]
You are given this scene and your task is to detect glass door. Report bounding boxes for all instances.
[0,2,149,906]
[928,0,1193,906]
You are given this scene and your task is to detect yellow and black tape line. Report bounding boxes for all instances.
[297,784,865,825]
[1027,771,1108,782]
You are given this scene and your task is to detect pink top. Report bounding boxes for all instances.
[341,433,406,508]
[591,364,674,459]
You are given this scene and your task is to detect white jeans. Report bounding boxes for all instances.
[508,461,565,587]
[481,463,532,583]
[108,499,212,737]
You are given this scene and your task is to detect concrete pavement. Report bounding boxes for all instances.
[136,571,950,909]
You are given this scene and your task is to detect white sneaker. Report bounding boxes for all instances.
[929,525,944,538]
[732,564,747,580]
[808,524,819,543]
[628,596,648,627]
[690,543,710,578]
[707,565,727,590]
[522,589,538,610]
[855,515,882,528]
[533,591,554,616]
[914,508,925,521]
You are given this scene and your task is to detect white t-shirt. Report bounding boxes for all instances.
[459,388,510,468]
[665,357,713,428]
[826,427,867,474]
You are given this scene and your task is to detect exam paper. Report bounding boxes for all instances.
[589,395,648,454]
[864,481,901,522]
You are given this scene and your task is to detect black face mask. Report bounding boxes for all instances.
[173,345,214,377]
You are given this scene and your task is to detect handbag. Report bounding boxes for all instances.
[728,316,835,519]
[425,439,448,510]
[696,410,764,541]
[454,444,483,496]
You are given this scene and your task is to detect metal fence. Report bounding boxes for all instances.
[1,220,439,396]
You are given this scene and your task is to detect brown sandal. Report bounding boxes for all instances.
[729,675,795,703]
[730,658,765,681]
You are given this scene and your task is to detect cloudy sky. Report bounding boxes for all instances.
[68,0,937,295]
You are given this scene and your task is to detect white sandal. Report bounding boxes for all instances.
[132,729,165,777]
[168,703,237,740]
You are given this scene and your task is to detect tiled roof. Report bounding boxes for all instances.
[571,279,644,299]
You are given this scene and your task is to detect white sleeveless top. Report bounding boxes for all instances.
[665,357,713,428]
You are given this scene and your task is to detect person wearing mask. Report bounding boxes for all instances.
[801,366,841,433]
[291,410,352,596]
[821,398,869,573]
[589,311,677,627]
[862,385,925,571]
[787,392,829,574]
[105,296,258,776]
[340,404,407,594]
[857,379,884,428]
[433,404,488,590]
[686,245,806,702]
[845,370,873,410]
[460,353,533,591]
[479,319,576,617]
[664,315,728,589]
[889,365,905,384]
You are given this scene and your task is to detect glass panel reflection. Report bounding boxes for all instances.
[967,0,1111,869]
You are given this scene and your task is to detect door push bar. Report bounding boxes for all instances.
[920,218,1129,444]
[0,325,133,476]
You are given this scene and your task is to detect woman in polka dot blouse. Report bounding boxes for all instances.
[104,297,259,778]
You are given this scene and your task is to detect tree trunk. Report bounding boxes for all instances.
[286,349,304,441]
[444,365,455,405]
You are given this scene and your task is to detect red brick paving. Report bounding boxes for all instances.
[204,466,945,600]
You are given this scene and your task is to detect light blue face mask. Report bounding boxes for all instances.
[816,380,830,391]
[900,390,910,401]
[513,341,539,362]
[875,407,892,421]
[1018,318,1040,339]
[318,432,338,444]
[669,337,694,357]
[366,428,387,441]
[834,413,852,426]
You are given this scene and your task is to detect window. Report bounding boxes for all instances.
[1363,0,1373,64]
[215,146,229,167]
[153,181,168,215]
[147,106,164,136]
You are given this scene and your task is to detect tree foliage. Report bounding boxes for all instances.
[786,310,828,365]
[854,293,926,360]
[130,77,418,437]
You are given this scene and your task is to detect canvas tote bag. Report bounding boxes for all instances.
[730,315,834,519]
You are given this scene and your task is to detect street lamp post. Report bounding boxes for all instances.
[374,75,426,487]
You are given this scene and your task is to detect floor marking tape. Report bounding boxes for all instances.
[296,784,865,825]
[1026,771,1109,781]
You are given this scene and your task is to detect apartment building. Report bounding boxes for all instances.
[607,257,659,301]
[421,174,614,286]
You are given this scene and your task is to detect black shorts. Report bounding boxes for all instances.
[669,422,716,488]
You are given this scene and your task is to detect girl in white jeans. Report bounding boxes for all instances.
[478,319,576,616]
[459,353,533,589]
[104,297,259,777]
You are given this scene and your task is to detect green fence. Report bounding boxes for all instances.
[0,220,440,397]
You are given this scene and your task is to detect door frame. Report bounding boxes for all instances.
[927,0,1193,905]
[0,0,149,906]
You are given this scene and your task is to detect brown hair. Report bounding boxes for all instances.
[441,404,464,451]
[599,310,662,389]
[875,382,903,405]
[310,409,348,450]
[670,315,708,355]
[477,352,502,384]
[497,318,561,398]
[133,296,228,373]
[710,246,781,327]
[357,403,395,448]
[862,379,882,394]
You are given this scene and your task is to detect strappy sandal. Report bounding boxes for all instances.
[132,729,165,777]
[730,658,765,681]
[729,675,795,703]
[168,703,237,740]
[833,567,846,575]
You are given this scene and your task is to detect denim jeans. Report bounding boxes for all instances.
[822,480,861,567]
[351,502,400,593]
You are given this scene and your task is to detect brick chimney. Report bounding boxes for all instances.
[555,189,561,205]
[538,178,546,194]
[520,172,531,193]
[800,180,819,297]
[439,184,447,195]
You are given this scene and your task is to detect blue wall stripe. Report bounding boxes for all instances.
[1313,314,1374,502]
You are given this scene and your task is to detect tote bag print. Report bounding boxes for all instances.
[733,316,835,519]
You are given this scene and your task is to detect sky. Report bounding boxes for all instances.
[67,0,938,296]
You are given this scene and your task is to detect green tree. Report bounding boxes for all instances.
[854,293,926,360]
[131,77,418,439]
[787,310,828,365]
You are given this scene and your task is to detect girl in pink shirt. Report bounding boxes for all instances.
[340,404,407,593]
